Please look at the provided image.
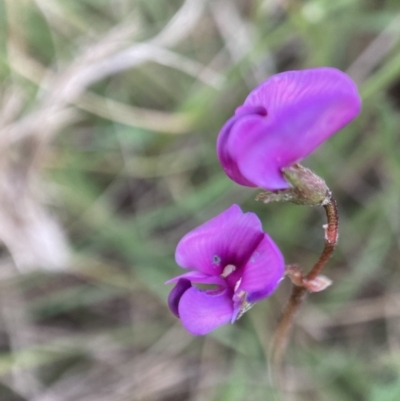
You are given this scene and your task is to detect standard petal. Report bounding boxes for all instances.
[168,279,192,318]
[244,68,360,122]
[175,205,264,275]
[237,233,285,303]
[218,68,361,190]
[178,287,233,335]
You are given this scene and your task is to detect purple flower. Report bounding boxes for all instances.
[217,68,361,191]
[166,205,284,335]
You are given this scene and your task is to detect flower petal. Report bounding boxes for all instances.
[168,279,192,318]
[175,205,264,275]
[221,114,289,190]
[178,287,233,335]
[237,233,285,302]
[165,271,226,287]
[217,68,361,190]
[217,107,266,187]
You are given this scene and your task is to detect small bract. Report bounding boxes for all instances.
[166,205,284,335]
[217,68,361,191]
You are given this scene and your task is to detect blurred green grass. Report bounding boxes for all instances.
[1,0,400,400]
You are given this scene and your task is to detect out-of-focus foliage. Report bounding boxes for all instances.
[0,0,400,400]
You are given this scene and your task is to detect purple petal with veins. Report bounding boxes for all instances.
[217,67,361,190]
[175,204,264,275]
[167,205,284,335]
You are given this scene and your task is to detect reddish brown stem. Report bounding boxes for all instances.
[271,197,339,372]
[306,198,339,281]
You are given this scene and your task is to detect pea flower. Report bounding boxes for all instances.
[217,67,361,191]
[166,204,284,335]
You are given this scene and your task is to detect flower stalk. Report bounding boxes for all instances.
[271,195,339,371]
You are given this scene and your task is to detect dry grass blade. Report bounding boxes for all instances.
[347,13,400,84]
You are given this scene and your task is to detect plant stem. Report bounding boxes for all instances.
[271,197,339,371]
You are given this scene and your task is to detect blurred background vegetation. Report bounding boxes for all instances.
[0,0,400,400]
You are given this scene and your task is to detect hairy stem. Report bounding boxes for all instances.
[271,197,339,372]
